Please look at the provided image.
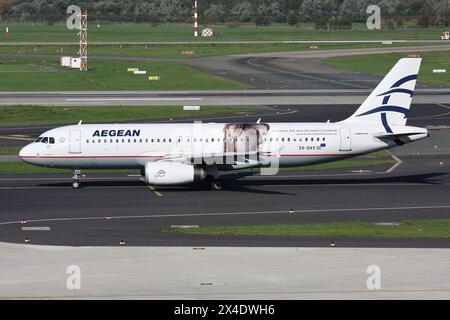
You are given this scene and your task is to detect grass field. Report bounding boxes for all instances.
[0,24,446,42]
[0,152,393,174]
[327,51,450,86]
[236,157,393,174]
[167,219,450,239]
[0,56,249,91]
[0,105,256,126]
[0,146,21,155]
[0,42,445,59]
[0,161,142,174]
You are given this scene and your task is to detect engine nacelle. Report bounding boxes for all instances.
[144,162,206,185]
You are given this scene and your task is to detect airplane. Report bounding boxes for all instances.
[19,58,428,190]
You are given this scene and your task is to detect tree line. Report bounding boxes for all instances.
[0,0,448,28]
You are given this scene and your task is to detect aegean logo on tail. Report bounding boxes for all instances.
[356,74,418,119]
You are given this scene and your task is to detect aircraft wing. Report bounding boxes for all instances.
[158,150,260,165]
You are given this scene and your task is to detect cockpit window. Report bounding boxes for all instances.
[34,136,55,144]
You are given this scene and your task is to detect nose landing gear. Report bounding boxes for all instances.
[72,169,82,189]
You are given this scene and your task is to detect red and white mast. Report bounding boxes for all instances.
[79,11,88,71]
[193,0,198,37]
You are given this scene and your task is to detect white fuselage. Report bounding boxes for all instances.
[19,122,427,171]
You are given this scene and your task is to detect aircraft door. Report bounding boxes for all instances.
[339,128,352,151]
[69,130,82,154]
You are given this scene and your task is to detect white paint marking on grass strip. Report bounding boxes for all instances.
[2,205,450,226]
[170,225,199,228]
[21,226,51,231]
[65,98,203,102]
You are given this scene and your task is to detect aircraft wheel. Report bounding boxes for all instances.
[72,181,80,189]
[210,181,222,191]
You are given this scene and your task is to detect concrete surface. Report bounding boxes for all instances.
[1,243,449,299]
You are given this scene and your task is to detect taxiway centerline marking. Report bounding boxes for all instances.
[139,177,162,197]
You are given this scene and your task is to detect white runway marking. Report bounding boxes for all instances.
[2,205,450,226]
[21,226,51,231]
[66,98,203,102]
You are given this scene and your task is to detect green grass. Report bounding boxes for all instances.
[237,158,393,174]
[0,24,445,42]
[0,42,446,59]
[0,105,256,127]
[0,152,393,174]
[0,146,22,155]
[0,57,249,91]
[167,219,450,239]
[327,51,450,86]
[0,161,140,174]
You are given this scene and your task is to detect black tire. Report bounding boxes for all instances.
[72,181,80,189]
[210,181,222,191]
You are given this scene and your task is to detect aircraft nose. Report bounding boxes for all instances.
[19,144,33,162]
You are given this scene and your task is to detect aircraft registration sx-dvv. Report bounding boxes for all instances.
[20,58,428,190]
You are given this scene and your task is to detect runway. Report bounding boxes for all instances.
[0,89,449,106]
[0,153,450,247]
[187,45,450,90]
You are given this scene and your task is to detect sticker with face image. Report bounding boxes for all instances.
[223,123,270,153]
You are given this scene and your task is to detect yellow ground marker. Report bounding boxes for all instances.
[139,177,162,197]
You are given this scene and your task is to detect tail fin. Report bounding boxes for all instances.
[341,58,421,130]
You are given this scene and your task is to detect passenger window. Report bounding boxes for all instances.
[86,140,89,143]
[169,139,172,143]
[305,138,308,142]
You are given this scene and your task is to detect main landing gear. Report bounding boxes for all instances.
[209,179,222,191]
[206,166,222,191]
[72,169,82,189]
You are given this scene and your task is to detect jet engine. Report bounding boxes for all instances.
[144,162,206,185]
